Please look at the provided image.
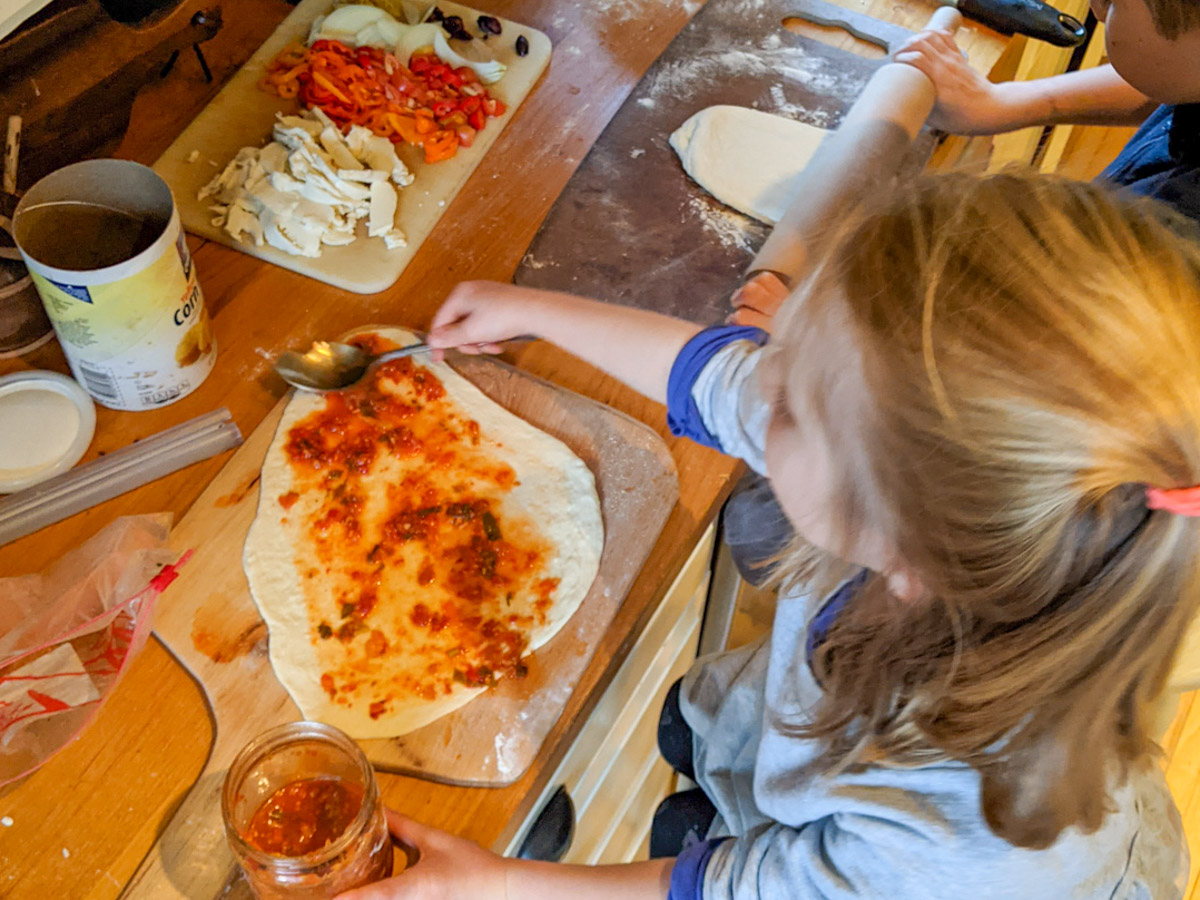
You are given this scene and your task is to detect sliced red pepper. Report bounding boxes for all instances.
[312,72,352,106]
[261,41,506,165]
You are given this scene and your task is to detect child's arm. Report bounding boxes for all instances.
[894,30,1158,134]
[427,281,703,404]
[508,860,675,900]
[335,810,673,900]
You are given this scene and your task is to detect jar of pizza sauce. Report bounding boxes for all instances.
[221,721,393,899]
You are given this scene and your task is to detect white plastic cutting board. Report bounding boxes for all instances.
[153,0,550,294]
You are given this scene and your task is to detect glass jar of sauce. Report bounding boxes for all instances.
[222,721,393,899]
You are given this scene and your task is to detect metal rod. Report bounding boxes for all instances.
[0,409,243,547]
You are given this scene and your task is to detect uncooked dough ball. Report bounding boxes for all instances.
[669,105,829,225]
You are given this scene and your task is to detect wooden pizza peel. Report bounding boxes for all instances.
[123,349,678,898]
[513,0,935,323]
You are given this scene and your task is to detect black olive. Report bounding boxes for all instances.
[515,34,529,56]
[428,6,444,21]
[478,14,502,34]
[442,14,464,34]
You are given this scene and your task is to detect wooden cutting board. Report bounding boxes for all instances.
[153,0,551,294]
[513,0,932,323]
[123,349,677,897]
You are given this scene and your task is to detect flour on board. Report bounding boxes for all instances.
[685,196,755,253]
[565,0,702,25]
[646,46,857,106]
[768,83,833,126]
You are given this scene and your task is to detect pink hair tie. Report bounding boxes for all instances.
[1146,485,1200,516]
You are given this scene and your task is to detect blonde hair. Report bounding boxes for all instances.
[1142,0,1200,38]
[768,172,1200,849]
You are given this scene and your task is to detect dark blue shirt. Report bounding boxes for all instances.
[1100,103,1200,222]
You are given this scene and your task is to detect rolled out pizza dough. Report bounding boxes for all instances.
[669,105,829,224]
[244,328,603,739]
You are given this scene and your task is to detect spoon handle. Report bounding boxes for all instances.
[374,343,433,364]
[374,336,536,365]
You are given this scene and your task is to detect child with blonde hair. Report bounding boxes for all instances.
[340,172,1196,899]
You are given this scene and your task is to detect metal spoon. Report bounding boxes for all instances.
[274,336,534,392]
[274,340,434,393]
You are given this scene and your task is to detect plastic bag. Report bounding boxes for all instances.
[0,514,189,786]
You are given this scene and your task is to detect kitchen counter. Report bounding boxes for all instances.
[0,1,1007,894]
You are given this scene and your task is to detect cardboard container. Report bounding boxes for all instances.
[12,160,215,410]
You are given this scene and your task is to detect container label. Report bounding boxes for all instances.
[30,233,215,411]
[46,280,93,304]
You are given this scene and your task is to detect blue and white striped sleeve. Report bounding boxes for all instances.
[666,325,771,474]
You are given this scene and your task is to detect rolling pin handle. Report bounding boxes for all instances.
[926,5,964,33]
[747,5,966,282]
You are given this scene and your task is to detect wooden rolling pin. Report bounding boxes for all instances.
[750,6,963,280]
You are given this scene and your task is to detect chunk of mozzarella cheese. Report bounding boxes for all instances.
[199,109,411,257]
[368,181,397,237]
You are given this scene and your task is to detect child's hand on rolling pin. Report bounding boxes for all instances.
[728,271,790,331]
[335,810,508,900]
[893,30,1010,135]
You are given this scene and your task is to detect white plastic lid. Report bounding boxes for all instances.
[0,371,96,493]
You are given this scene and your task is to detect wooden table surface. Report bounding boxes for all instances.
[0,2,1006,896]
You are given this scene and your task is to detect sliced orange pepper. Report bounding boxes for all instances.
[311,71,352,106]
[388,113,425,146]
[423,130,458,163]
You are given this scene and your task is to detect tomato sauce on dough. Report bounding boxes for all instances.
[243,777,363,857]
[280,334,561,722]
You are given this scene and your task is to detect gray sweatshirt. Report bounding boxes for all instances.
[674,337,1187,899]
